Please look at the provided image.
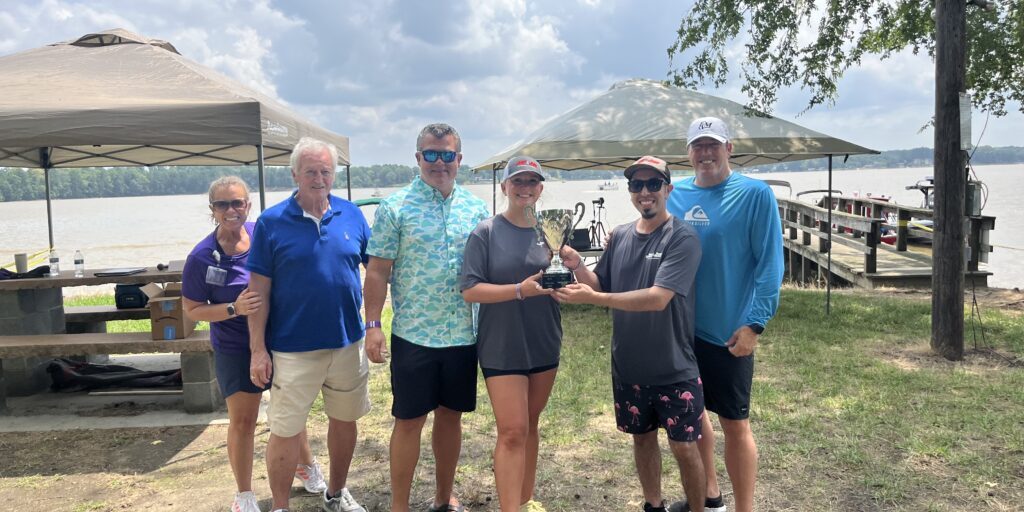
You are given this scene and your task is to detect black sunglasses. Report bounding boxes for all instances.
[627,178,668,193]
[421,149,458,163]
[211,199,248,211]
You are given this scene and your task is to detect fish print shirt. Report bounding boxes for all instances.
[367,176,489,348]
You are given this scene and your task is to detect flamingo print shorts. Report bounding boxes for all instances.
[612,377,705,443]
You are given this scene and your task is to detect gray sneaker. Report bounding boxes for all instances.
[322,487,366,512]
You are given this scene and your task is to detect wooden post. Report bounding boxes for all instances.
[864,220,879,274]
[932,0,966,360]
[897,209,911,251]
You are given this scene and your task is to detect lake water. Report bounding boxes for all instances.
[2,164,1021,293]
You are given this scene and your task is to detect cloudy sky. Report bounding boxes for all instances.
[2,0,1021,166]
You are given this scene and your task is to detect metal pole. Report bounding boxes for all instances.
[826,155,833,315]
[257,145,266,212]
[346,164,352,200]
[41,148,54,249]
[491,164,498,214]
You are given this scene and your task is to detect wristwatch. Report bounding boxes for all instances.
[226,303,237,317]
[747,323,765,335]
[365,320,382,329]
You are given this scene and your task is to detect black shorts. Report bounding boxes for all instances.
[213,349,270,398]
[694,337,754,420]
[390,334,478,419]
[612,377,705,443]
[480,362,559,379]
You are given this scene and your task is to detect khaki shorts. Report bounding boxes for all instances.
[268,340,370,437]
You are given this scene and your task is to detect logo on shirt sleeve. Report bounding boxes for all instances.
[683,205,710,227]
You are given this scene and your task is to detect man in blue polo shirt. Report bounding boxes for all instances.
[248,137,372,512]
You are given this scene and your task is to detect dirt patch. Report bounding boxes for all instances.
[876,343,1024,372]
[827,285,1024,312]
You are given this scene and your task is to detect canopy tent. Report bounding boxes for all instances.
[474,79,875,172]
[473,78,879,314]
[0,29,351,247]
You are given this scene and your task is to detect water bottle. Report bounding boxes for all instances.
[48,249,60,277]
[74,250,85,277]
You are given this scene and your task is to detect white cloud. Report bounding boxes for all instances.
[0,0,1020,166]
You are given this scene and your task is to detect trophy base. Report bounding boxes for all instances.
[541,268,573,289]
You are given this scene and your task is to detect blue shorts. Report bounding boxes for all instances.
[612,377,705,442]
[213,350,270,398]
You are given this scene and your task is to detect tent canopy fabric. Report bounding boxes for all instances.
[0,28,349,168]
[473,79,876,172]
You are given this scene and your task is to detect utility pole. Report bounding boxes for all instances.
[932,0,967,360]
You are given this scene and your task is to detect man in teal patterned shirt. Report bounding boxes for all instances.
[364,123,489,512]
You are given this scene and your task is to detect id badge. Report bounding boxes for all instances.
[205,266,228,286]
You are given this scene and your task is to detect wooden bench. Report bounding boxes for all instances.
[0,330,221,414]
[64,305,151,323]
[64,305,150,334]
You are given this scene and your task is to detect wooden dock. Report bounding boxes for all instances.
[777,196,995,289]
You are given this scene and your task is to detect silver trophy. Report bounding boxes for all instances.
[533,204,586,289]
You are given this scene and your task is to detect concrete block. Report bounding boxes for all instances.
[0,289,63,316]
[1,356,50,397]
[180,351,216,383]
[0,310,54,335]
[0,363,7,415]
[182,379,223,414]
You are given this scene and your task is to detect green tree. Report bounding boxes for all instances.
[668,0,1023,116]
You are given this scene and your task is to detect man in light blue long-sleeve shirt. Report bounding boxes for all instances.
[666,117,784,512]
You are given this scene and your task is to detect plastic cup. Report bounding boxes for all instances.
[14,253,28,273]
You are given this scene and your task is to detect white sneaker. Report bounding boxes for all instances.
[231,491,261,512]
[322,487,366,512]
[295,459,328,494]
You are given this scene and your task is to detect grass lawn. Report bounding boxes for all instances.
[0,288,1020,511]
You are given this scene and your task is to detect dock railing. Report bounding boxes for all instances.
[778,195,995,279]
[822,195,994,272]
[777,198,884,274]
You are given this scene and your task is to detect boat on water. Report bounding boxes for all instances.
[598,180,618,191]
[371,188,384,198]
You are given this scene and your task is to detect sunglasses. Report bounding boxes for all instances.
[211,199,248,211]
[627,178,668,193]
[420,149,458,163]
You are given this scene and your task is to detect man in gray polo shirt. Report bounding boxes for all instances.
[556,156,705,512]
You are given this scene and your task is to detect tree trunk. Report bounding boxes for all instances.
[932,0,966,360]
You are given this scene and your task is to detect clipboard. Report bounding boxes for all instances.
[93,267,147,277]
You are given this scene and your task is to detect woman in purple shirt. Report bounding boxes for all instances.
[181,176,324,512]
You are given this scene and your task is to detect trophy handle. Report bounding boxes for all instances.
[572,202,586,230]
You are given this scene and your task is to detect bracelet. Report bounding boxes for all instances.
[566,260,581,272]
[515,282,523,300]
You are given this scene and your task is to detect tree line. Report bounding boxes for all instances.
[0,146,1021,202]
[742,145,1024,173]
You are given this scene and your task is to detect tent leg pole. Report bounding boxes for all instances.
[257,145,266,212]
[492,165,498,214]
[44,166,54,250]
[827,155,833,315]
[346,164,352,201]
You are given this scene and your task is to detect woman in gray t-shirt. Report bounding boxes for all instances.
[460,156,561,512]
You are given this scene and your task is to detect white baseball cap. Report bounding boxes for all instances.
[686,116,730,146]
